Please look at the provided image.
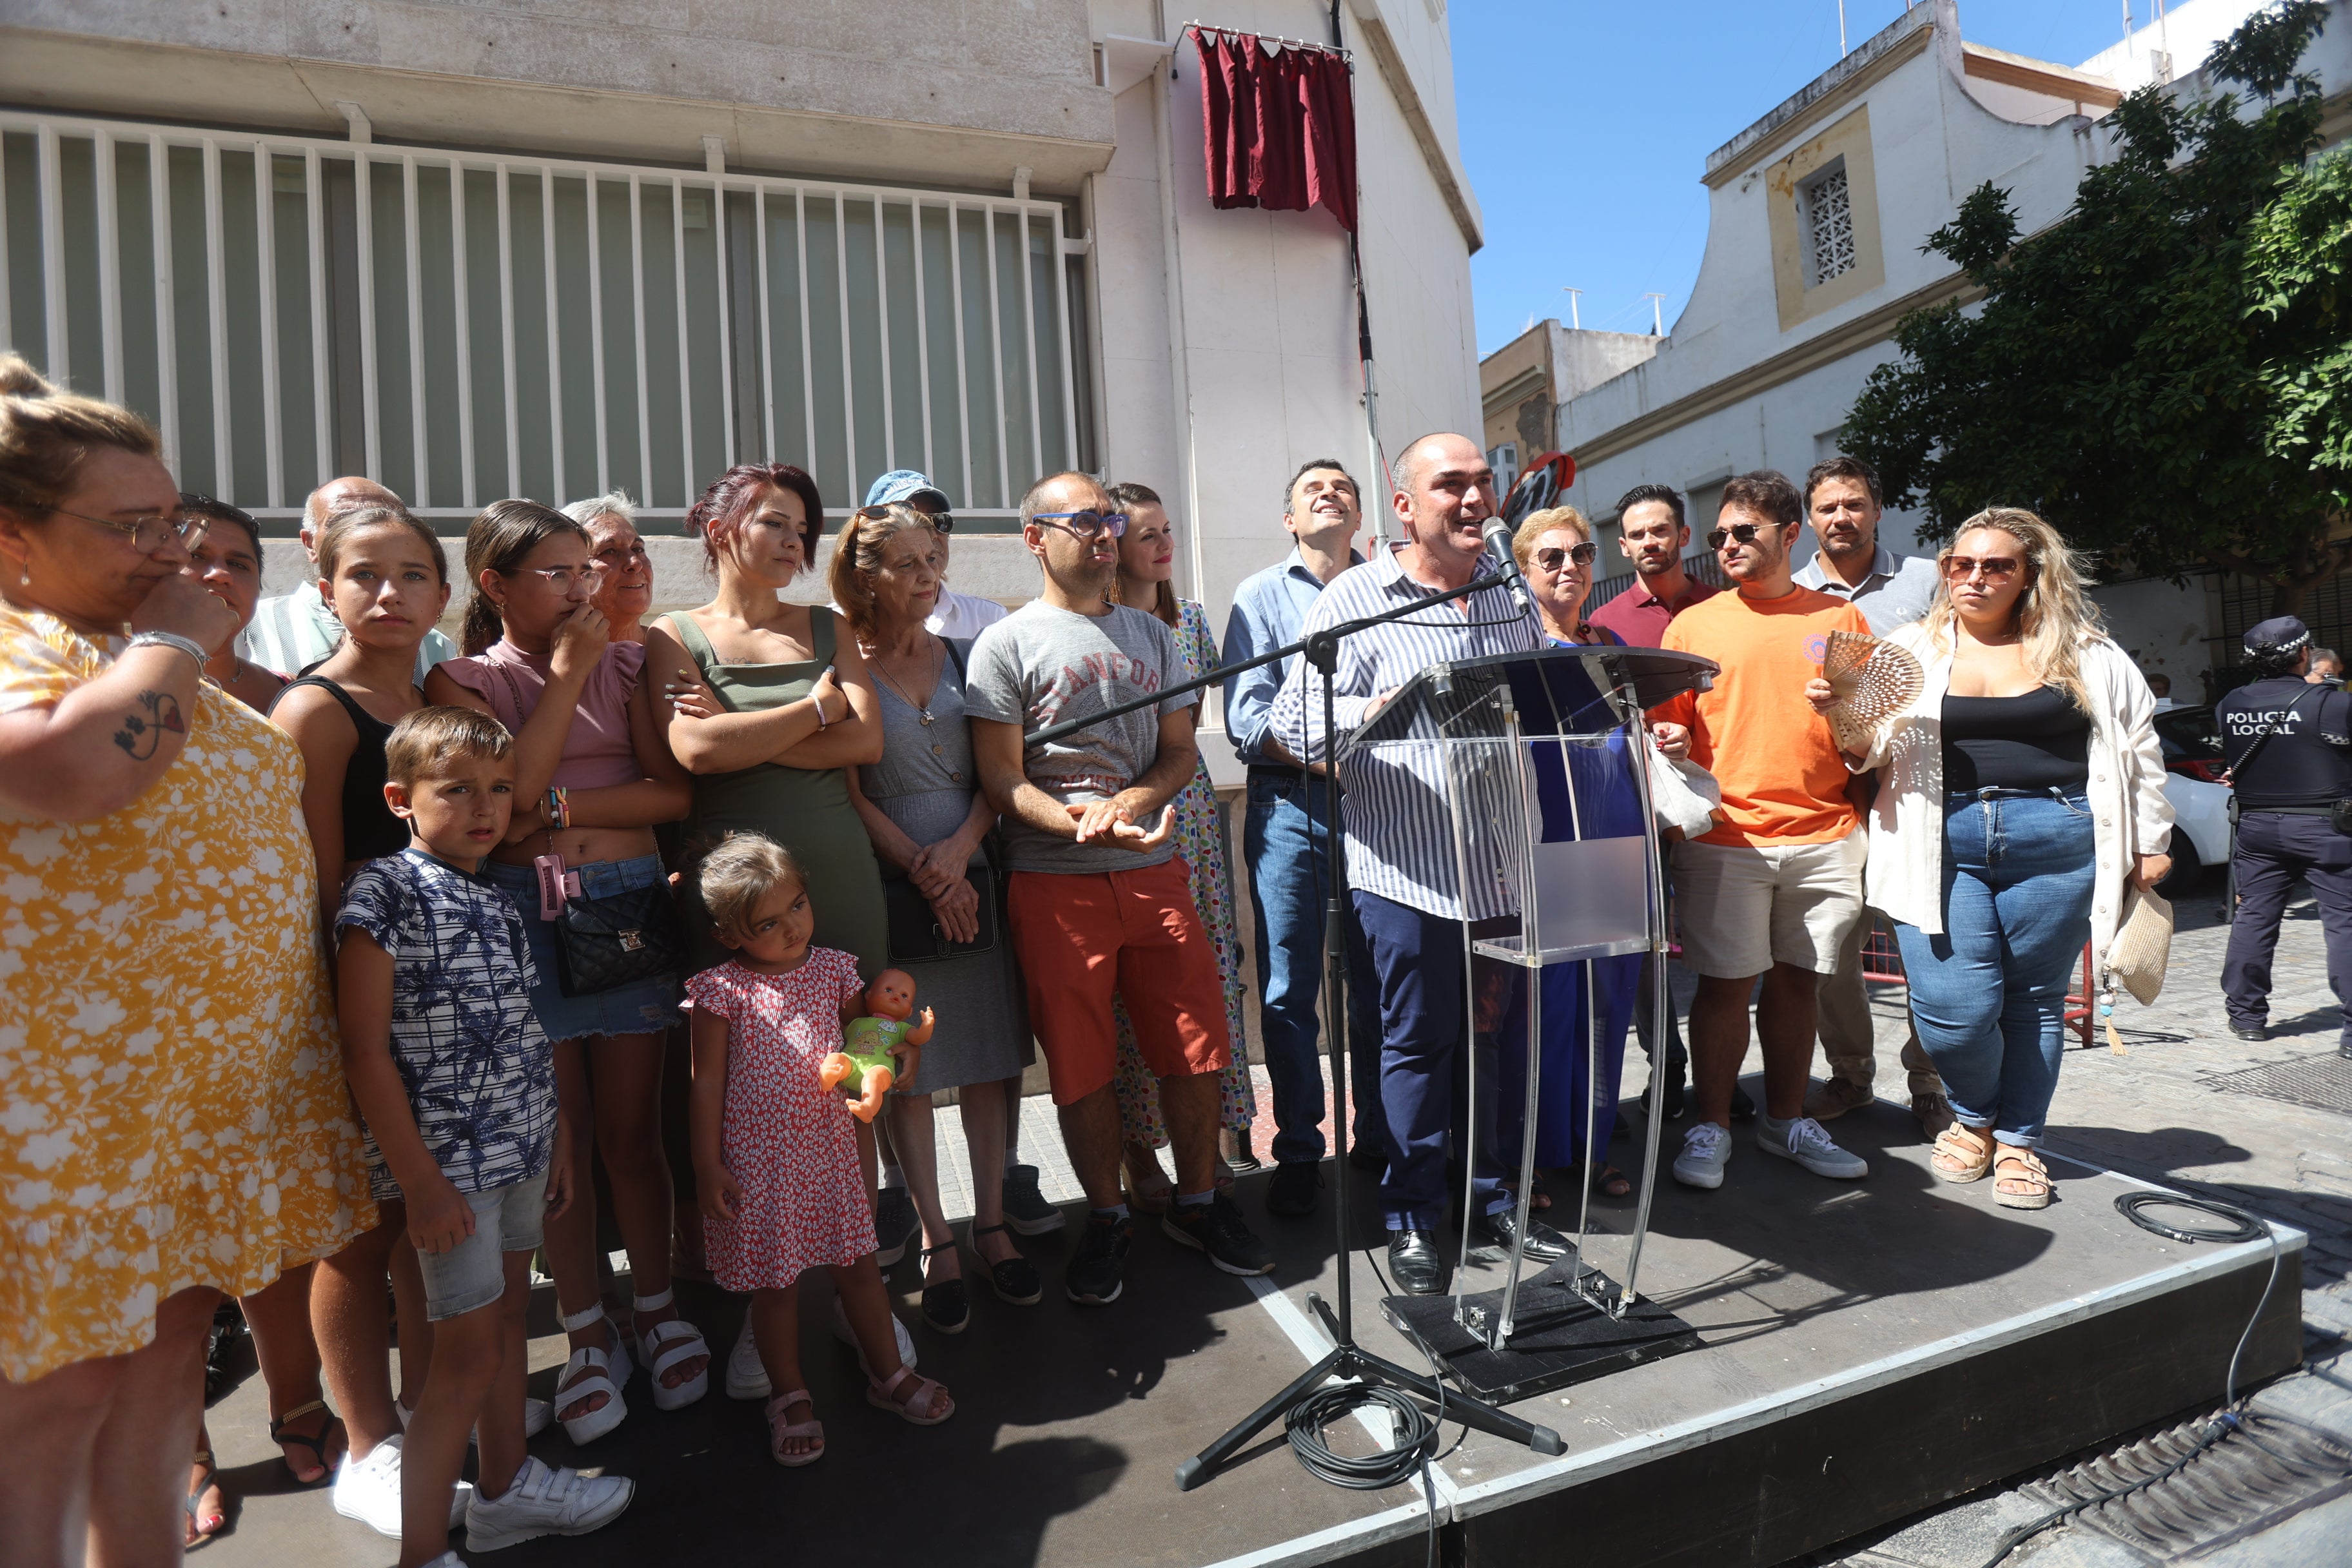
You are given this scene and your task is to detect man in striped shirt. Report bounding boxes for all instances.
[1263,432,1571,1295]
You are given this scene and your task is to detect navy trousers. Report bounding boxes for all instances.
[1353,888,1515,1231]
[2222,811,2352,1048]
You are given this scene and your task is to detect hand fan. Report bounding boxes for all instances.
[1820,629,1924,754]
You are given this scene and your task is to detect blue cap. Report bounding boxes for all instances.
[864,469,950,510]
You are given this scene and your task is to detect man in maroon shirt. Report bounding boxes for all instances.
[1589,483,1719,648]
[1588,481,1730,1119]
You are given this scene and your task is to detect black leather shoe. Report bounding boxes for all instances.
[1266,1161,1322,1218]
[1469,1208,1573,1263]
[1348,1141,1387,1173]
[2231,1022,2268,1042]
[1387,1229,1447,1295]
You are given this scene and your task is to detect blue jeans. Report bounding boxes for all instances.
[1353,890,1514,1230]
[1894,789,2096,1146]
[1244,772,1387,1165]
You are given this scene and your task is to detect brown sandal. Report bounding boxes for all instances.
[1931,1125,1994,1184]
[1992,1148,2052,1210]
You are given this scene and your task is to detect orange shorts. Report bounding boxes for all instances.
[1006,857,1231,1106]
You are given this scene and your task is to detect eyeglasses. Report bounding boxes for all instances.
[1032,510,1129,542]
[506,565,599,591]
[50,504,209,553]
[1531,542,1598,573]
[1943,555,2021,582]
[1705,522,1766,550]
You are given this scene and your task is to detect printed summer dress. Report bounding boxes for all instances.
[0,607,374,1380]
[1113,599,1257,1142]
[685,950,878,1289]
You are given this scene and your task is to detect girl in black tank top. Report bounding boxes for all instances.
[271,677,408,858]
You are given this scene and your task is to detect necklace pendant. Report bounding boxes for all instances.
[919,710,934,725]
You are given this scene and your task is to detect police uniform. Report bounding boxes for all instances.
[2217,620,2352,1052]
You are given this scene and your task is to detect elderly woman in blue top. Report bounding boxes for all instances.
[1220,458,1387,1219]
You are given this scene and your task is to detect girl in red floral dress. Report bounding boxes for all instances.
[686,834,954,1464]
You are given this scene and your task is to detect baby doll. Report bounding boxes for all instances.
[820,968,936,1123]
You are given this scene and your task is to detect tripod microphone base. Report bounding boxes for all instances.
[1382,1261,1700,1404]
[1177,1295,1565,1491]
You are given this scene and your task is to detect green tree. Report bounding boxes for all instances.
[1845,1,2351,615]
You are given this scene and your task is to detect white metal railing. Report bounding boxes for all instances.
[0,109,1080,522]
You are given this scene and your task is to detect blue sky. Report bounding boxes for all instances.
[1455,1,2138,356]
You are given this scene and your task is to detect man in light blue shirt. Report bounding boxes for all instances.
[1219,458,1383,1219]
[1790,456,1941,634]
[239,476,456,682]
[1792,454,1952,1136]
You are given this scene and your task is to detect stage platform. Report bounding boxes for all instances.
[197,1095,2304,1568]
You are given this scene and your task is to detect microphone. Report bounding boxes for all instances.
[1480,514,1538,619]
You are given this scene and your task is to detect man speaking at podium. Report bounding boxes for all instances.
[1264,431,1572,1295]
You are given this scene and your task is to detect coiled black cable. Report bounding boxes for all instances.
[1966,1191,2319,1567]
[1284,1381,1440,1488]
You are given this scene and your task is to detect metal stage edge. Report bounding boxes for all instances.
[1199,1149,2307,1568]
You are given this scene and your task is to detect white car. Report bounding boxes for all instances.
[2160,770,2232,895]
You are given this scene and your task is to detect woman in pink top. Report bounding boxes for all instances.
[427,499,709,1444]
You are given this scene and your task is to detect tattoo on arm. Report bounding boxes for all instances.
[112,690,188,760]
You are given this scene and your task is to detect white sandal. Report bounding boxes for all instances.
[630,1288,710,1412]
[554,1302,632,1445]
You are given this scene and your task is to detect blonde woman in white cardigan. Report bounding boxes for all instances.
[1805,508,2171,1210]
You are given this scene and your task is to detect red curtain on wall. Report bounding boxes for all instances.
[1191,28,1357,233]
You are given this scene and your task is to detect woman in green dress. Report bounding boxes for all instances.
[645,464,889,979]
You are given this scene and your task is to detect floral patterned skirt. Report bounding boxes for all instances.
[1113,767,1257,1142]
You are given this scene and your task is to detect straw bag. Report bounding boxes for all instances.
[2099,882,2173,1052]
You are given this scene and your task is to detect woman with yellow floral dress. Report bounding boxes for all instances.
[0,358,373,1567]
[1105,484,1258,1207]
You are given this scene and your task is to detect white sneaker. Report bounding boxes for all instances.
[417,1553,464,1568]
[1672,1122,1732,1190]
[464,1455,634,1551]
[726,1315,770,1401]
[328,1434,471,1538]
[829,1293,916,1374]
[1759,1115,1869,1181]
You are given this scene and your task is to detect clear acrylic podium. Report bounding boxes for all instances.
[1346,645,1718,1400]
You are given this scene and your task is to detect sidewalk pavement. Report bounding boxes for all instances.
[1796,870,2352,1567]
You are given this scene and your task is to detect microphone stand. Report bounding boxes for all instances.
[1024,564,1567,1489]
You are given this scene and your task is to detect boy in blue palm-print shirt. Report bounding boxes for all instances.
[337,707,632,1567]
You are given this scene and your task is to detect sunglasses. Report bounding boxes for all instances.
[1943,555,2021,582]
[1032,510,1129,542]
[854,504,954,534]
[1531,542,1599,572]
[1705,522,1769,551]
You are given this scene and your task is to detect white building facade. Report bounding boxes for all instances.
[1542,0,2352,698]
[0,1,1485,762]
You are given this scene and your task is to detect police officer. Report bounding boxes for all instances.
[2217,616,2352,1056]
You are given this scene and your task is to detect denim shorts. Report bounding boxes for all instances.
[484,853,684,1043]
[418,1168,549,1320]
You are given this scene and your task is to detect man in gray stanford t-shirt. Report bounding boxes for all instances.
[968,470,1272,1304]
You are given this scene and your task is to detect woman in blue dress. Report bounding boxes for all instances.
[1496,508,1642,1201]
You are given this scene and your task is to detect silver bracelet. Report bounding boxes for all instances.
[125,630,208,669]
